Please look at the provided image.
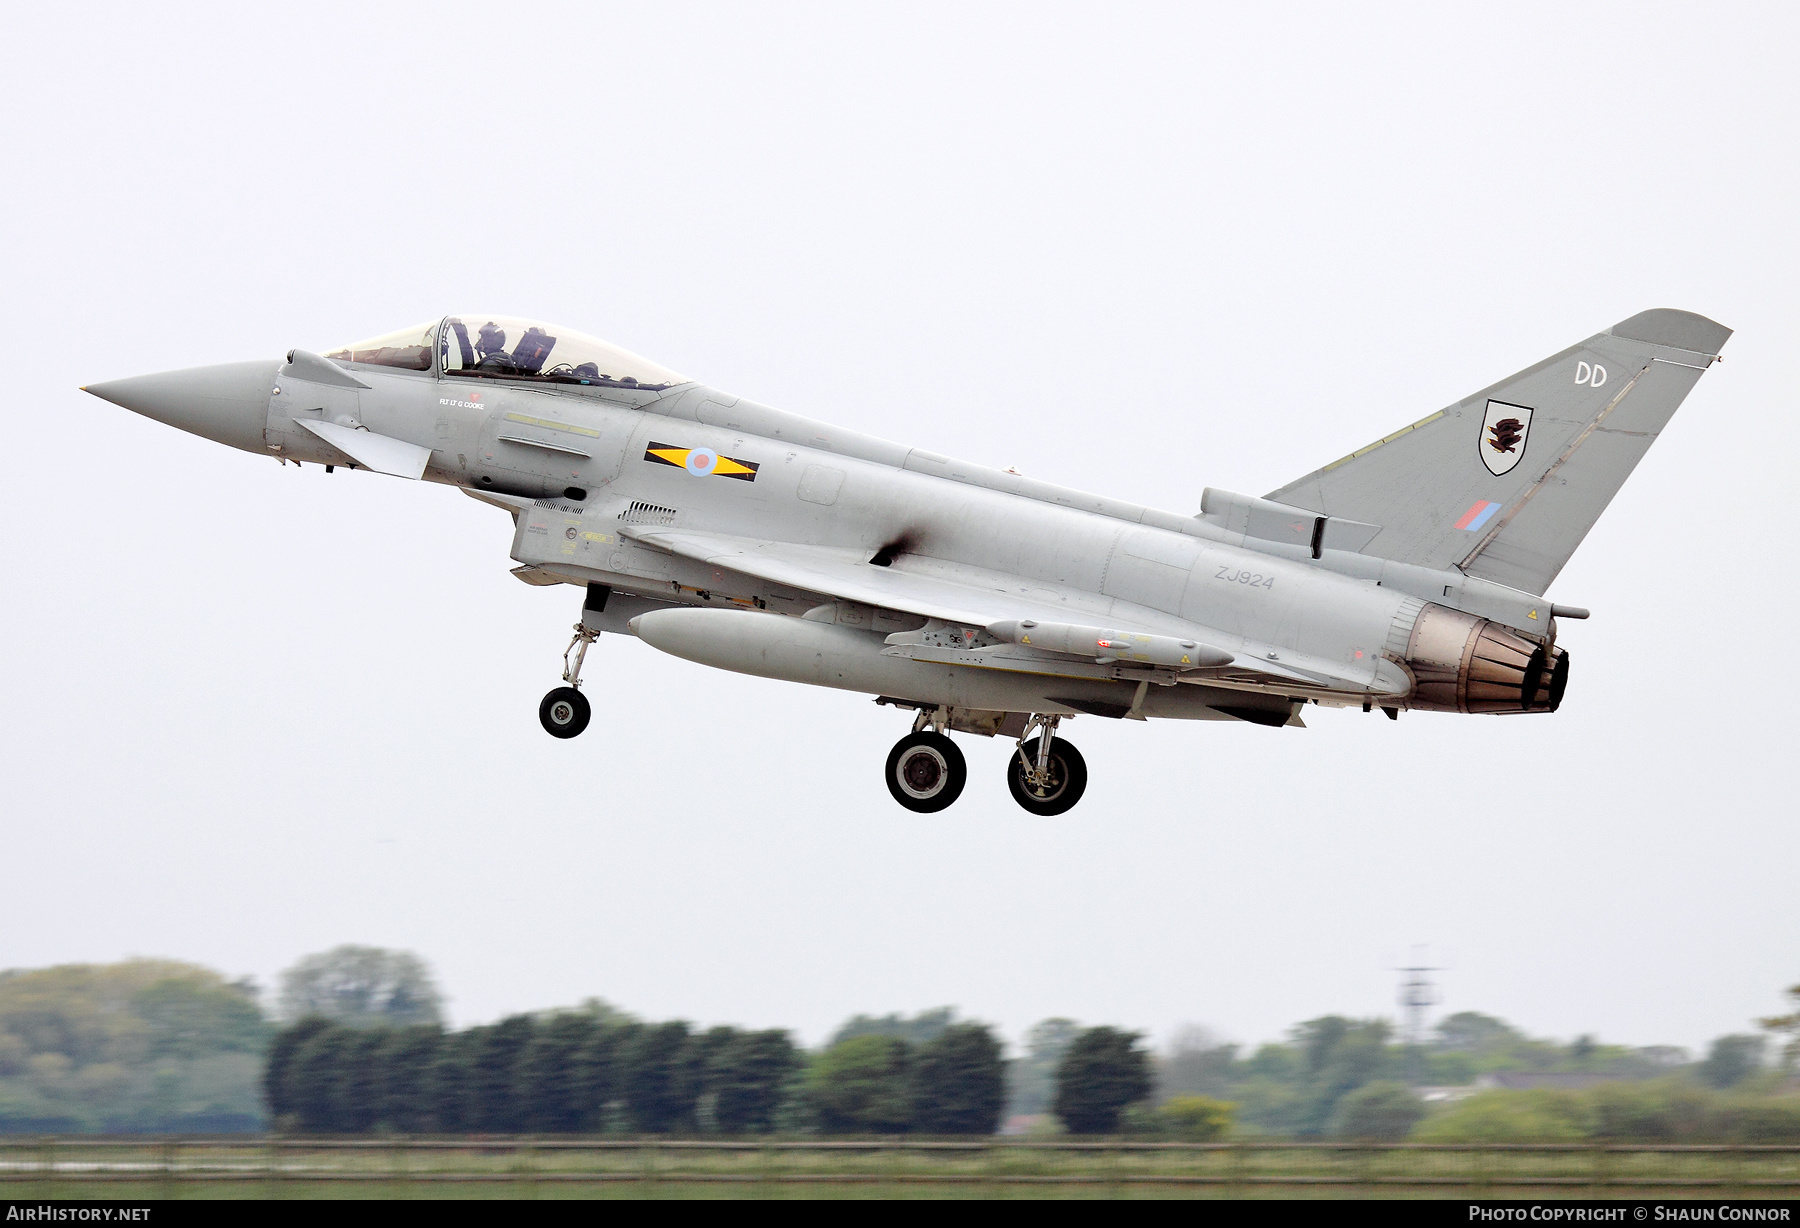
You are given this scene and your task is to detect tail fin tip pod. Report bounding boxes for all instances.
[1265,309,1731,596]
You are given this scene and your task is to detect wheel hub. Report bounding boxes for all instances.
[539,686,591,739]
[898,748,947,797]
[1021,756,1065,800]
[1006,725,1087,815]
[884,730,967,813]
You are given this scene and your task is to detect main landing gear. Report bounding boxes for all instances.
[886,727,968,812]
[883,709,1088,815]
[1007,716,1088,817]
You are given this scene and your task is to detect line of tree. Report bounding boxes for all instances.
[1141,1011,1800,1141]
[9,948,1800,1140]
[257,1000,1800,1142]
[263,1009,1030,1136]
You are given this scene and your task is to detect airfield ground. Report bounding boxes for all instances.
[4,1138,1798,1199]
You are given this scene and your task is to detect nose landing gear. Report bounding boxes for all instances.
[539,682,590,738]
[539,622,597,738]
[539,584,610,739]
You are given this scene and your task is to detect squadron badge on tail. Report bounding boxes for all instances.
[1480,399,1534,476]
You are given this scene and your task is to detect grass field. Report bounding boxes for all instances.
[4,1138,1799,1199]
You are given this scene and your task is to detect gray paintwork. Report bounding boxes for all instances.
[1269,311,1731,595]
[82,308,1729,754]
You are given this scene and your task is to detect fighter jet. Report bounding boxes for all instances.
[83,308,1729,814]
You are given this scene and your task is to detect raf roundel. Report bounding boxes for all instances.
[643,441,761,481]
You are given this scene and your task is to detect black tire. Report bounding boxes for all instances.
[884,731,967,813]
[1007,736,1088,815]
[539,687,591,739]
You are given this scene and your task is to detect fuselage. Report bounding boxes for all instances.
[311,358,1413,696]
[80,307,1739,810]
[85,321,1570,729]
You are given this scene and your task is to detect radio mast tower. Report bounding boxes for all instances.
[1396,948,1441,1084]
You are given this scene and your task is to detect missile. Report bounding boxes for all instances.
[984,619,1234,669]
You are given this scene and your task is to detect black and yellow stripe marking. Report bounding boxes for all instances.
[644,442,760,481]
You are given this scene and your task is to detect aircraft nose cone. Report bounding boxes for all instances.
[84,360,279,454]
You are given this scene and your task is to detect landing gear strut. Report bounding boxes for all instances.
[539,622,596,738]
[539,585,610,739]
[1007,714,1087,816]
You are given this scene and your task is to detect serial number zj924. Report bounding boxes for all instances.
[1214,566,1275,589]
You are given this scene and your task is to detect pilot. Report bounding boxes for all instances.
[475,322,508,360]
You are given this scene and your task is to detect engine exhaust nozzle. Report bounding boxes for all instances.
[1403,604,1568,714]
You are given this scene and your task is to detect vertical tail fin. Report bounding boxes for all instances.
[1266,309,1730,595]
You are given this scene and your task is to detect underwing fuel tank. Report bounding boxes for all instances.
[628,606,1077,711]
[1403,604,1568,714]
[628,607,1286,723]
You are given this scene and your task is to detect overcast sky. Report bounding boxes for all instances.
[2,3,1795,1057]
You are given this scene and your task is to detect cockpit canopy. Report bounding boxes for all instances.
[439,315,686,389]
[325,321,438,371]
[324,316,687,391]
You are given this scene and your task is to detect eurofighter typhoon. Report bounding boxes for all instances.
[84,309,1729,814]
